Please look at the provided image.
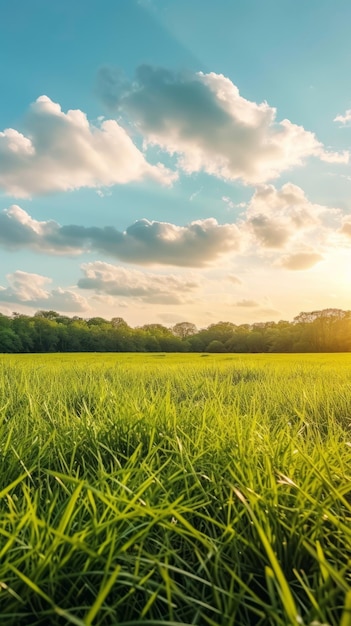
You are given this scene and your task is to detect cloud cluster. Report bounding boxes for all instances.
[245,183,321,248]
[0,271,88,311]
[0,96,175,197]
[78,262,199,304]
[0,205,240,266]
[0,184,346,275]
[340,216,351,238]
[0,71,348,201]
[278,251,324,270]
[242,183,341,269]
[98,65,348,185]
[334,109,351,125]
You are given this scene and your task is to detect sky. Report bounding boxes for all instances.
[0,0,351,328]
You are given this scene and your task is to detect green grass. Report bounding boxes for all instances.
[0,352,351,625]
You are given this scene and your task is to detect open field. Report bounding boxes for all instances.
[0,353,351,625]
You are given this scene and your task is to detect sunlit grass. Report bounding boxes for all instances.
[0,353,351,625]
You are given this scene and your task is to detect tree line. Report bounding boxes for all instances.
[0,308,350,353]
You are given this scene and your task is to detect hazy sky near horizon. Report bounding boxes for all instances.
[1,0,351,327]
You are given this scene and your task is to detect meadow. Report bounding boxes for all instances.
[0,352,350,626]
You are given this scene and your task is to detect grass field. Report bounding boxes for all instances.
[0,352,351,626]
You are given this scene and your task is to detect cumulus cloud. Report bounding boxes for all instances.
[0,205,240,266]
[97,65,348,184]
[334,109,351,125]
[244,183,337,249]
[0,271,88,311]
[0,95,176,197]
[248,214,291,248]
[340,216,351,238]
[278,251,324,270]
[78,262,199,304]
[0,185,345,275]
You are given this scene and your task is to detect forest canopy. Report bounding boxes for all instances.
[0,308,350,353]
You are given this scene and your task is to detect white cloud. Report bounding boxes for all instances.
[0,205,241,266]
[0,205,84,254]
[0,271,88,311]
[189,188,202,201]
[222,196,236,209]
[98,65,348,184]
[0,271,49,302]
[244,183,338,250]
[0,95,176,197]
[334,109,351,125]
[340,216,351,238]
[78,262,199,304]
[0,184,346,280]
[319,150,349,164]
[222,196,247,211]
[278,251,324,270]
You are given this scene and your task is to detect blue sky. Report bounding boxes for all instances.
[0,0,350,327]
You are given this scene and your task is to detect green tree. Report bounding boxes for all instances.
[172,322,197,339]
[206,340,226,352]
[11,314,35,352]
[0,328,22,352]
[32,317,59,352]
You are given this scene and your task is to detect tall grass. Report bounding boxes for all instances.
[0,353,351,625]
